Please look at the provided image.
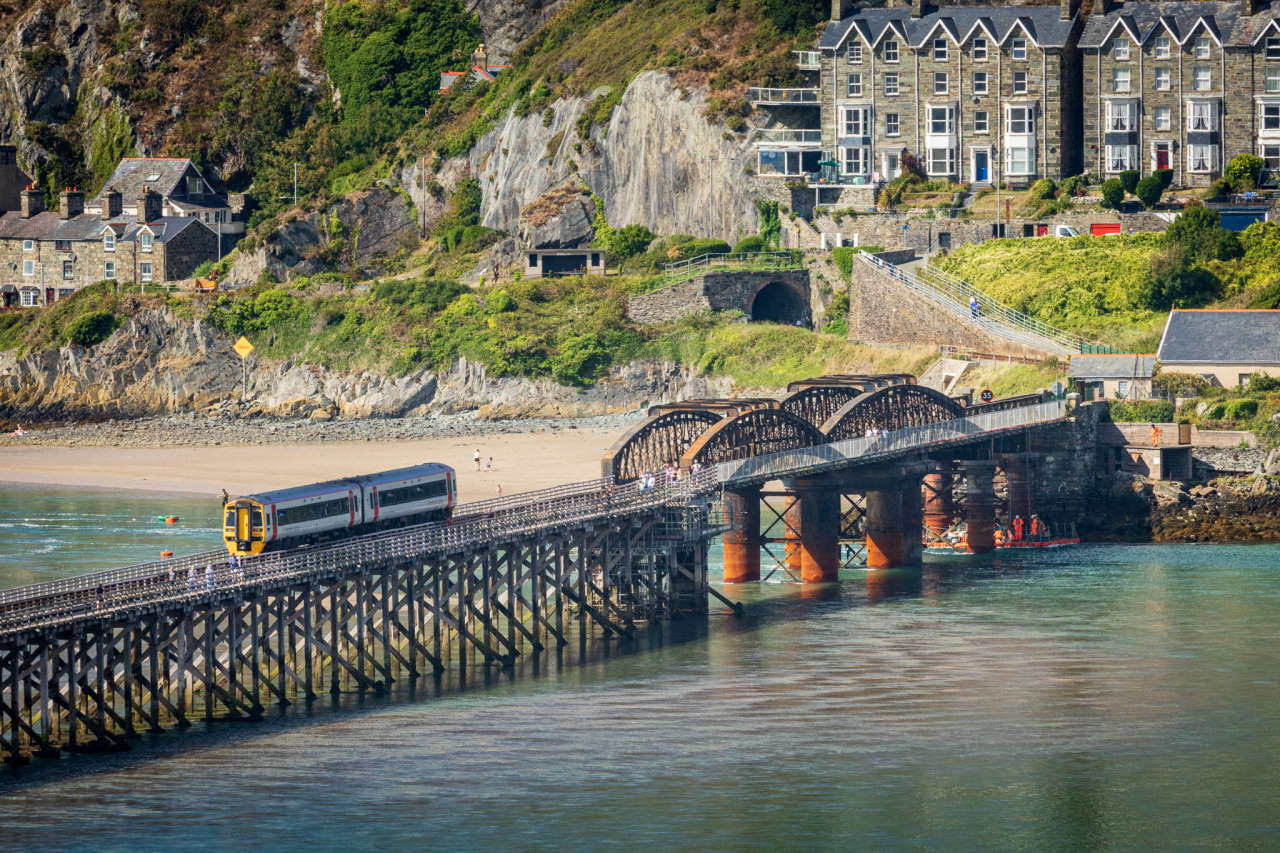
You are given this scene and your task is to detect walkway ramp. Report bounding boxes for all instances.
[854,253,1115,358]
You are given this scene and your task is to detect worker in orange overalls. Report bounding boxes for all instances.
[1012,514,1025,541]
[1030,514,1044,540]
[1150,425,1161,446]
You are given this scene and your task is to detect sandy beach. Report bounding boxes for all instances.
[0,428,621,501]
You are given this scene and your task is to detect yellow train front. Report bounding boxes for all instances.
[223,463,456,558]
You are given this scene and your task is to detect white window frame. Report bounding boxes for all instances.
[1194,36,1211,59]
[928,106,954,135]
[1005,146,1034,176]
[841,146,870,175]
[140,231,154,253]
[1266,66,1280,93]
[21,259,34,277]
[1188,100,1216,131]
[1151,140,1173,172]
[884,72,899,96]
[1012,71,1028,94]
[934,72,949,95]
[972,71,988,94]
[847,73,862,97]
[103,232,116,252]
[1187,144,1217,174]
[885,112,901,136]
[972,38,988,61]
[1107,101,1134,132]
[1154,67,1171,91]
[61,260,73,281]
[927,147,956,176]
[1006,105,1035,135]
[1154,106,1172,131]
[139,262,154,283]
[1153,36,1171,60]
[1106,144,1136,172]
[1113,39,1130,61]
[1112,67,1131,93]
[19,288,37,307]
[1011,38,1027,60]
[1193,66,1212,91]
[1261,143,1280,172]
[883,39,899,63]
[847,42,863,63]
[21,239,33,252]
[842,106,869,136]
[104,261,116,279]
[974,110,989,133]
[1267,36,1280,60]
[1261,102,1280,133]
[933,38,948,62]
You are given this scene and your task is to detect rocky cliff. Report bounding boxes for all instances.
[0,307,731,421]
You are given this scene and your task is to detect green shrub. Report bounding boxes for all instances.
[832,246,854,279]
[1153,372,1210,397]
[1100,178,1125,209]
[733,235,769,254]
[1110,399,1175,422]
[1164,204,1242,264]
[1154,169,1174,190]
[1058,174,1088,197]
[1208,176,1233,199]
[370,277,467,311]
[66,311,120,347]
[1119,170,1140,195]
[1246,373,1280,393]
[1029,178,1057,200]
[1223,398,1260,420]
[823,290,849,336]
[756,199,781,245]
[1226,153,1265,191]
[1135,175,1163,208]
[675,238,731,259]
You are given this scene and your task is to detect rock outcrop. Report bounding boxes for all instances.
[0,307,732,421]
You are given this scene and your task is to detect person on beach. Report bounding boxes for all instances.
[486,457,493,471]
[496,483,503,496]
[474,449,482,471]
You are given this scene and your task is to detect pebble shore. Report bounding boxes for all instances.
[0,410,649,448]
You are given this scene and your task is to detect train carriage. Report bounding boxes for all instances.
[223,463,455,557]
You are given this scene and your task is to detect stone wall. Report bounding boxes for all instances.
[626,279,712,324]
[627,269,812,326]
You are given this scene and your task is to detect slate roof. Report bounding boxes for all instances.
[1079,1,1280,48]
[95,158,196,200]
[1068,354,1156,378]
[821,5,1077,51]
[0,211,206,243]
[1157,309,1280,363]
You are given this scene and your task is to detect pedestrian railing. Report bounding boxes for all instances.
[748,88,820,105]
[657,251,802,288]
[858,253,1118,356]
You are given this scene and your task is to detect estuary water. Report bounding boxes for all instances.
[0,486,1278,850]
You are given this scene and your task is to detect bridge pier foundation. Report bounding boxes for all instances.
[923,461,954,541]
[792,483,840,583]
[864,487,904,568]
[722,487,762,584]
[962,460,998,554]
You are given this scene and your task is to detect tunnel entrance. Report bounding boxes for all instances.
[750,282,809,327]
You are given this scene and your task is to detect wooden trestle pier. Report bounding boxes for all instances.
[0,376,1072,764]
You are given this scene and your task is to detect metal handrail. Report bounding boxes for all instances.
[661,251,798,277]
[747,87,820,104]
[858,253,1117,355]
[755,128,823,145]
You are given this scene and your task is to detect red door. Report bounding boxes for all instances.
[1090,223,1122,236]
[1155,146,1171,170]
[1035,224,1049,237]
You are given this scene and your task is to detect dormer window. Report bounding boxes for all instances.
[1113,39,1130,60]
[103,232,116,252]
[140,232,153,253]
[1011,39,1027,60]
[1194,37,1211,59]
[1267,36,1280,60]
[1153,37,1171,59]
[186,176,200,197]
[973,38,988,61]
[847,42,863,63]
[933,39,948,61]
[883,39,899,63]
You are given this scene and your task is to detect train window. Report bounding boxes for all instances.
[225,512,235,527]
[276,496,351,526]
[251,509,263,527]
[378,480,448,507]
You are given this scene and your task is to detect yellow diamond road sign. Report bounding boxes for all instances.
[234,337,255,359]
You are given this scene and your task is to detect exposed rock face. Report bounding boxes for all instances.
[227,187,418,284]
[519,183,595,248]
[402,71,764,247]
[467,0,569,64]
[0,308,732,421]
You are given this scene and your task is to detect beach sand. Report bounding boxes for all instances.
[0,429,620,501]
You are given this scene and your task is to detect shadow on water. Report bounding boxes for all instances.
[0,547,1095,789]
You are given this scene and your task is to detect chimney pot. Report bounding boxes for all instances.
[20,185,43,218]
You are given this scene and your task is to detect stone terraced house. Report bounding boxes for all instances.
[753,0,1280,200]
[0,185,218,308]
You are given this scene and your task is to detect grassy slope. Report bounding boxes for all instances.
[934,235,1167,351]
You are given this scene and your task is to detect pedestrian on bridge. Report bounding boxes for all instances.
[187,566,197,592]
[969,296,981,319]
[205,564,215,590]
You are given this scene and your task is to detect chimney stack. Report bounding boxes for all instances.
[103,185,122,220]
[911,0,926,19]
[1092,0,1114,15]
[20,184,43,218]
[59,187,84,220]
[1242,0,1259,16]
[138,187,163,223]
[1061,0,1077,20]
[831,0,856,20]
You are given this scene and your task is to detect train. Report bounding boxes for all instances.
[223,463,456,558]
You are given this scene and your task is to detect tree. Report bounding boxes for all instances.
[1140,246,1222,310]
[755,199,781,245]
[1163,203,1243,264]
[1100,178,1125,210]
[1119,170,1140,195]
[1135,175,1163,208]
[605,224,655,260]
[1226,153,1265,191]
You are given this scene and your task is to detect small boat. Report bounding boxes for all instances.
[925,521,1080,555]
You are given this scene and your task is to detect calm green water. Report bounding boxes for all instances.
[0,490,1278,850]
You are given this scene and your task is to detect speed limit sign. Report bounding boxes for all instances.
[979,388,994,402]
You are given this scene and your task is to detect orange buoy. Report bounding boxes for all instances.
[165,516,178,525]
[160,551,174,558]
